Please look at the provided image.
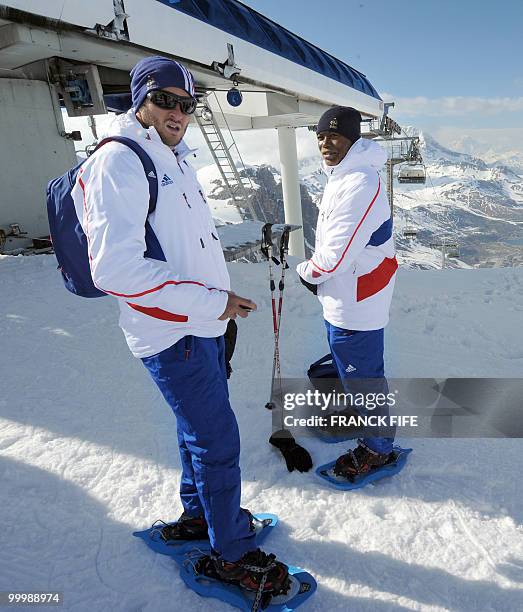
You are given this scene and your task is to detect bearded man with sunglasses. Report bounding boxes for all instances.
[71,56,289,596]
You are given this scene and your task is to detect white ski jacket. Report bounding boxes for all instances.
[296,138,397,331]
[71,110,229,358]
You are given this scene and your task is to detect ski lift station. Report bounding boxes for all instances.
[0,0,386,257]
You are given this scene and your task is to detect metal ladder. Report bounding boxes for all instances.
[194,94,264,221]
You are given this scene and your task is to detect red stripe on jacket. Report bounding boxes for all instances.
[356,256,398,302]
[104,279,210,299]
[310,178,381,274]
[78,174,223,299]
[78,174,93,265]
[127,302,189,322]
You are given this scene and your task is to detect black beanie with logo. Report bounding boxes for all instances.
[316,106,362,142]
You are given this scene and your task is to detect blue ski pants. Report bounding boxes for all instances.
[141,334,256,561]
[325,320,395,454]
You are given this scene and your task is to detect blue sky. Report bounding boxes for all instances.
[243,0,523,153]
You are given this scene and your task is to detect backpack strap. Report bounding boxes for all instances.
[310,353,333,368]
[94,136,158,215]
[93,136,165,262]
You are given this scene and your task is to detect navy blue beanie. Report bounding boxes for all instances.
[130,56,195,111]
[317,106,362,142]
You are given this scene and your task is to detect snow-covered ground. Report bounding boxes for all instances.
[1,255,522,611]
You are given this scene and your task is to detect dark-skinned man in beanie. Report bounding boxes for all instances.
[297,106,398,478]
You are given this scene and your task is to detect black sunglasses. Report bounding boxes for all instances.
[146,90,197,115]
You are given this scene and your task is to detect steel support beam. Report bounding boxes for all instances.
[277,126,305,258]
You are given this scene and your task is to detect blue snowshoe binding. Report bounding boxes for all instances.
[317,440,412,490]
[133,510,277,558]
[180,547,317,611]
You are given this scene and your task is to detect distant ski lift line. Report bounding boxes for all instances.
[401,140,461,265]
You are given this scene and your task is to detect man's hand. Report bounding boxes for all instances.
[219,291,257,320]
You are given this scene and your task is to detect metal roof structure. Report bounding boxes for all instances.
[158,0,381,99]
[0,0,384,127]
[0,0,388,257]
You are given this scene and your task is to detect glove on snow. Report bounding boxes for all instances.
[298,275,318,295]
[269,429,313,473]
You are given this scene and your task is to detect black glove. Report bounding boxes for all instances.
[269,429,313,472]
[223,319,238,379]
[298,275,317,295]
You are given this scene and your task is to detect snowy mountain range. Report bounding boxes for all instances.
[390,129,523,268]
[447,135,523,176]
[198,129,523,269]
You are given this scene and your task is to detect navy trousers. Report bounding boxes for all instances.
[325,320,395,454]
[142,335,256,561]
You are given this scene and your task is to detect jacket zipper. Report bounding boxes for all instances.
[182,193,191,209]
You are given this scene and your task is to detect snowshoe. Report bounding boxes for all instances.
[204,549,290,602]
[133,511,278,558]
[180,547,317,611]
[316,443,413,490]
[333,440,395,479]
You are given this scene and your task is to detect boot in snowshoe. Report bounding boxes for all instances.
[156,512,209,542]
[333,440,396,481]
[156,507,258,543]
[195,548,291,610]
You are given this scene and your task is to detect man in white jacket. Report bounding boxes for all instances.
[71,56,289,595]
[297,106,397,478]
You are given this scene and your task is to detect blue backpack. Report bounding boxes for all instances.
[46,136,165,298]
[307,353,344,394]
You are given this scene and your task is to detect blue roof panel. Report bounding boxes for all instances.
[155,0,381,101]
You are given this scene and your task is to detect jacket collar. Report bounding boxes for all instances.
[322,137,363,178]
[322,137,387,178]
[172,138,197,162]
[105,110,197,162]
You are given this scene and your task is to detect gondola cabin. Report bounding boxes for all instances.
[446,244,460,258]
[403,226,418,238]
[398,164,426,184]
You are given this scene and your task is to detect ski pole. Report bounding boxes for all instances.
[261,223,280,410]
[273,226,291,425]
[275,225,291,337]
[261,223,279,339]
[263,226,291,411]
[263,225,314,472]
